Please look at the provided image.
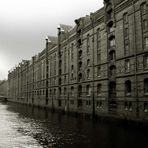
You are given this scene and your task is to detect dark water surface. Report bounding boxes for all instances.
[0,102,148,148]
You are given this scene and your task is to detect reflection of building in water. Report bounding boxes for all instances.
[8,0,148,121]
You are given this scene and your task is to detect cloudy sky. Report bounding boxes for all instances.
[0,0,103,80]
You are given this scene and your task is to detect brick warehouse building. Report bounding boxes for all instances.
[8,0,148,121]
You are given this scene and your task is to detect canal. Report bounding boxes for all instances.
[0,102,148,148]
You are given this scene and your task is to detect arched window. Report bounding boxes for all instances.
[86,85,91,96]
[144,78,148,95]
[125,80,131,96]
[109,35,115,47]
[77,39,82,48]
[78,61,82,71]
[106,3,112,19]
[97,84,102,96]
[108,21,114,33]
[78,73,82,82]
[87,69,90,79]
[123,13,128,24]
[110,65,116,76]
[78,50,82,59]
[71,65,74,71]
[109,50,115,61]
[87,59,90,66]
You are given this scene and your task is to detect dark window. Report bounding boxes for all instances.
[78,85,82,97]
[59,78,62,85]
[71,65,74,71]
[109,36,115,47]
[59,87,61,96]
[87,59,90,66]
[58,100,62,107]
[124,102,128,110]
[108,21,114,33]
[64,87,67,96]
[125,80,131,96]
[143,55,148,69]
[64,76,66,83]
[144,102,148,112]
[144,78,148,94]
[109,50,115,61]
[87,69,90,79]
[106,4,112,19]
[78,50,82,59]
[96,101,102,108]
[78,73,82,82]
[77,39,82,48]
[97,84,102,96]
[71,86,74,96]
[110,65,116,76]
[86,85,91,96]
[78,99,82,107]
[87,34,90,54]
[71,73,74,80]
[78,61,82,71]
[129,102,132,111]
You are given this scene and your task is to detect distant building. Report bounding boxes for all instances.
[0,80,8,97]
[8,0,148,121]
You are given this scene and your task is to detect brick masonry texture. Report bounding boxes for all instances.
[8,0,148,121]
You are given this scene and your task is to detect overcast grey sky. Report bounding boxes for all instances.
[0,0,103,80]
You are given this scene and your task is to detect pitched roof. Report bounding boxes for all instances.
[47,36,58,44]
[60,24,73,32]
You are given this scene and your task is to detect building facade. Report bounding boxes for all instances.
[8,0,148,121]
[0,80,8,98]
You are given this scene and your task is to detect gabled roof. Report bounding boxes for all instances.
[60,24,73,32]
[47,36,58,44]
